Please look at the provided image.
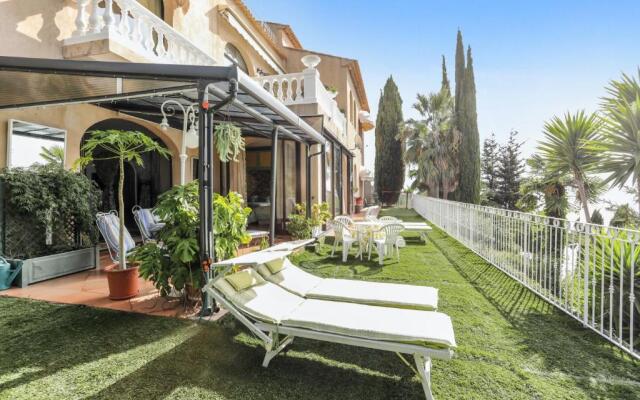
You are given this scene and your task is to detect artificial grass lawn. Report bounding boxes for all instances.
[1,208,638,399]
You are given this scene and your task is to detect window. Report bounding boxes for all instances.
[224,43,248,74]
[137,0,163,19]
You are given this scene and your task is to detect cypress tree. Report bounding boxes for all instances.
[457,46,481,204]
[441,55,451,96]
[451,30,465,200]
[454,30,465,116]
[374,76,404,205]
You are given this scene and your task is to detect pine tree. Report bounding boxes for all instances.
[374,76,404,205]
[441,55,451,97]
[481,133,499,205]
[495,130,524,210]
[456,46,481,204]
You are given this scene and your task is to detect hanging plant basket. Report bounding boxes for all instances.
[215,122,244,162]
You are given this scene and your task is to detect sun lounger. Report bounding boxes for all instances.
[400,222,432,242]
[256,257,439,310]
[204,255,456,400]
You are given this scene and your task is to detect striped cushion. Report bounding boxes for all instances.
[97,213,136,260]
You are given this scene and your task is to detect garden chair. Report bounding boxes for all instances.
[379,216,400,223]
[369,223,405,265]
[96,211,136,263]
[132,205,165,243]
[204,251,456,400]
[334,215,354,226]
[329,219,358,262]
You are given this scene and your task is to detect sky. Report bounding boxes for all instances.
[245,0,640,220]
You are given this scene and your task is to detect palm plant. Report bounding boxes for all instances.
[75,130,169,269]
[39,145,64,166]
[598,69,640,215]
[518,155,570,219]
[399,89,460,198]
[538,111,601,222]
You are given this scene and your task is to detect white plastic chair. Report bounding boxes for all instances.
[330,219,358,262]
[335,215,354,226]
[378,216,400,224]
[369,223,405,266]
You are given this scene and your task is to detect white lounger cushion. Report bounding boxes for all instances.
[257,259,439,311]
[284,299,456,348]
[214,279,304,324]
[308,279,438,311]
[215,279,456,349]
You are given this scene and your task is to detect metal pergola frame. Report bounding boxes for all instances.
[0,56,327,314]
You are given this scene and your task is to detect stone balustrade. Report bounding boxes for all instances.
[255,59,347,138]
[65,0,215,65]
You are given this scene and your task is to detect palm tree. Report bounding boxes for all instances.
[518,155,570,219]
[39,145,64,166]
[538,111,601,222]
[399,89,460,199]
[598,69,640,214]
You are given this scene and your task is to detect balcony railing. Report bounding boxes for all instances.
[255,67,347,138]
[412,195,640,359]
[65,0,215,65]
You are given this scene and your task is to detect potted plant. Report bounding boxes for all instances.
[76,130,169,300]
[130,182,251,304]
[214,122,245,162]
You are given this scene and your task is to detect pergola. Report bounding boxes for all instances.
[0,56,327,313]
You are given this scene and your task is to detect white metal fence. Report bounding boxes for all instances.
[412,195,640,359]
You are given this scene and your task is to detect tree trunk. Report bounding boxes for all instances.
[574,172,591,223]
[119,156,126,270]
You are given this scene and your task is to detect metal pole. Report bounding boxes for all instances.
[306,144,312,219]
[269,126,280,246]
[197,85,214,316]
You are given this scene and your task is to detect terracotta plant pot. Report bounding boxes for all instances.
[105,264,140,300]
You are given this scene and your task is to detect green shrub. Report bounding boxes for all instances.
[1,164,101,258]
[286,202,331,240]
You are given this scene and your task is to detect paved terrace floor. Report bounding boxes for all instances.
[0,235,291,319]
[0,208,638,399]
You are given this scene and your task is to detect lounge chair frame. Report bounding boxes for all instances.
[204,260,453,400]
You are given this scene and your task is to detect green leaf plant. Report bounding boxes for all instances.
[74,130,170,270]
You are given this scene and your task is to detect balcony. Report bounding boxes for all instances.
[255,55,348,140]
[63,0,215,65]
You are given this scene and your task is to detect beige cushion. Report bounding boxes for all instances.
[257,259,323,297]
[225,269,265,292]
[265,257,286,274]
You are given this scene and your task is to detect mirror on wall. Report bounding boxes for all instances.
[7,120,66,168]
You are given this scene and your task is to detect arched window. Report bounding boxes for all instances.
[224,43,249,73]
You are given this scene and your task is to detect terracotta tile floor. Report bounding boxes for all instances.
[0,239,287,320]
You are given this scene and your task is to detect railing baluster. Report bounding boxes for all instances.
[412,195,639,359]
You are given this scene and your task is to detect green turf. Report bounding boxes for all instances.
[0,207,638,399]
